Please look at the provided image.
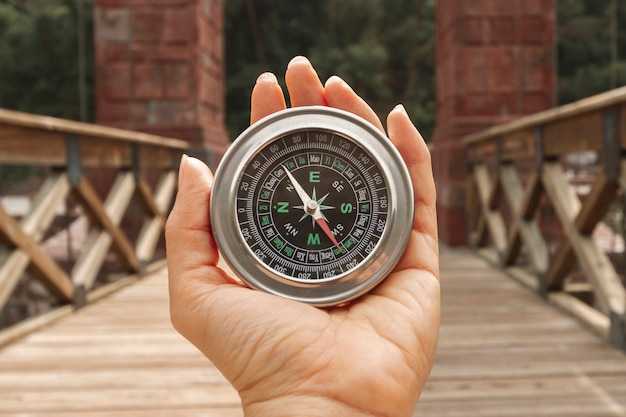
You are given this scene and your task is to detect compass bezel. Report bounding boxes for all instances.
[210,106,414,307]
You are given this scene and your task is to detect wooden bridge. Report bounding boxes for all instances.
[0,250,624,416]
[1,86,626,415]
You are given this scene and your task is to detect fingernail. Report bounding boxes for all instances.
[256,72,277,84]
[287,55,311,68]
[178,154,189,188]
[393,104,407,114]
[325,75,346,86]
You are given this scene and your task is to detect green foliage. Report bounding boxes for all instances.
[225,0,626,140]
[224,0,435,141]
[310,0,435,135]
[0,0,93,121]
[224,0,328,137]
[557,0,626,104]
[0,165,33,184]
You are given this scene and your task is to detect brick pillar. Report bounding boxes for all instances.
[431,0,555,246]
[94,0,229,169]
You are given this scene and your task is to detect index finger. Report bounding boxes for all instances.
[285,56,326,107]
[250,72,287,124]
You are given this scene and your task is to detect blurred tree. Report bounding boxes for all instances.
[310,0,435,140]
[224,0,328,137]
[558,0,626,104]
[0,0,94,121]
[224,0,435,141]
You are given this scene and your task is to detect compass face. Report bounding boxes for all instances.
[211,106,413,306]
[237,130,388,281]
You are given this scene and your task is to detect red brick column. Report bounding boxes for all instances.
[94,0,229,169]
[431,0,555,245]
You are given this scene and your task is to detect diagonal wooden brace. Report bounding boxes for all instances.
[135,170,177,263]
[0,202,73,303]
[72,177,140,276]
[474,164,507,256]
[0,173,72,310]
[546,170,619,290]
[500,165,548,275]
[542,162,625,317]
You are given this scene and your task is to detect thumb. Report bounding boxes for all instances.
[165,155,220,276]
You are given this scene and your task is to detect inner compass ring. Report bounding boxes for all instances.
[238,133,389,282]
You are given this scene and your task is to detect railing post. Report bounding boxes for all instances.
[493,137,504,267]
[534,126,549,298]
[130,142,147,277]
[66,134,82,186]
[609,312,625,350]
[465,148,476,247]
[172,149,183,172]
[73,283,87,310]
[602,106,621,181]
[131,142,141,182]
[533,126,544,176]
[67,133,83,309]
[603,106,625,350]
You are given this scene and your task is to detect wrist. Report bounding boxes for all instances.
[242,394,397,417]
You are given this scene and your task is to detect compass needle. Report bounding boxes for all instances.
[283,164,312,207]
[210,107,413,306]
[312,207,342,252]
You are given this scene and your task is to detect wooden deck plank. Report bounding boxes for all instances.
[415,249,626,417]
[0,249,624,416]
[0,267,241,417]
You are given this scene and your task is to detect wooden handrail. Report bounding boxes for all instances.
[0,108,187,167]
[465,85,626,144]
[0,108,187,148]
[464,88,626,350]
[0,108,186,339]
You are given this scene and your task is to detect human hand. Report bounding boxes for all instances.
[166,56,440,417]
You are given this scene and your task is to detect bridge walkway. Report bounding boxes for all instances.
[0,250,625,416]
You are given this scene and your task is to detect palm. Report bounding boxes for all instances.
[167,57,439,417]
[183,261,438,415]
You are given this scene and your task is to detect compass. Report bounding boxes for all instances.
[210,106,414,307]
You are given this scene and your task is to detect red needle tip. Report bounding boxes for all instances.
[315,218,342,252]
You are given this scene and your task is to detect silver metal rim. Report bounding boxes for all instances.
[210,106,414,307]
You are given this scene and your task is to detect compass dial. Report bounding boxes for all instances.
[237,130,388,281]
[211,106,413,306]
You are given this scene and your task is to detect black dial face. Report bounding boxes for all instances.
[236,130,389,281]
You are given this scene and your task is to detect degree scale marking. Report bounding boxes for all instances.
[235,130,389,281]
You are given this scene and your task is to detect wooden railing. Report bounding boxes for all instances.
[464,86,626,350]
[0,108,186,343]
